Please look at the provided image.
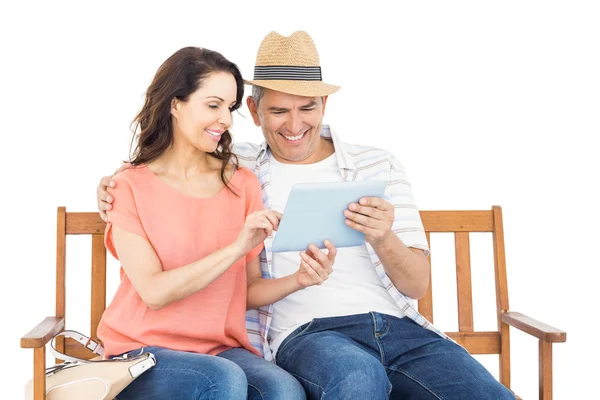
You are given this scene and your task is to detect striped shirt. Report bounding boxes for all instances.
[234,125,448,361]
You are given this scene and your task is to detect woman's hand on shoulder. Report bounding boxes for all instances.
[97,163,132,221]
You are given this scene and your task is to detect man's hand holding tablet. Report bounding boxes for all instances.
[344,196,395,246]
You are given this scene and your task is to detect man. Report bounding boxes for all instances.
[97,31,514,399]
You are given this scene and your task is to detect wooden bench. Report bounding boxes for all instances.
[21,206,566,399]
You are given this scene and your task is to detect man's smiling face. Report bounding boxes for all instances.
[248,89,329,164]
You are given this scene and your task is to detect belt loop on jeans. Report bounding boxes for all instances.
[371,312,389,336]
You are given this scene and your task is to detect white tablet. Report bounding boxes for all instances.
[271,180,388,253]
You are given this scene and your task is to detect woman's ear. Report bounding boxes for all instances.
[170,98,179,118]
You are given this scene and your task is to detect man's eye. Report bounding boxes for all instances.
[272,111,285,115]
[301,108,316,112]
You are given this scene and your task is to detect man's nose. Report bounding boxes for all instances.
[286,112,304,135]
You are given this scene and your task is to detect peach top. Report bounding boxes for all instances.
[97,165,263,358]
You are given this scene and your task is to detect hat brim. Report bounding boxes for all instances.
[244,79,340,97]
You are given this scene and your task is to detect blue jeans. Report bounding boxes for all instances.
[275,312,515,400]
[219,347,305,400]
[116,346,305,400]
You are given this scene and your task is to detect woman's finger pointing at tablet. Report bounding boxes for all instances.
[264,210,280,231]
[271,209,283,220]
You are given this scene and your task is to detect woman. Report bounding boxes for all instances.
[97,47,308,400]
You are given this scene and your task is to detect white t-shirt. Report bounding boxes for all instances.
[267,151,404,357]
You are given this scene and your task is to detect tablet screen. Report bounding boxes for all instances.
[271,180,387,253]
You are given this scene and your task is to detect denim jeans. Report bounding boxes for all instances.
[219,347,305,400]
[276,312,516,400]
[115,346,305,400]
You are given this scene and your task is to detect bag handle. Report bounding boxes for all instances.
[49,330,105,363]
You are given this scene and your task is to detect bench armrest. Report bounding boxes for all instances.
[21,317,65,348]
[501,311,566,342]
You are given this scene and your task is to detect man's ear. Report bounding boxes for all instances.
[246,96,261,127]
[321,96,329,115]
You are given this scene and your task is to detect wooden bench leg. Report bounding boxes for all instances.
[539,340,552,400]
[34,346,46,400]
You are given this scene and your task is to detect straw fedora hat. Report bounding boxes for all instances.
[245,31,340,97]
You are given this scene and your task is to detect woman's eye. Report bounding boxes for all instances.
[208,104,219,109]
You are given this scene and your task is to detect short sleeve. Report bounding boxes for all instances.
[104,175,148,260]
[388,154,430,256]
[242,168,265,263]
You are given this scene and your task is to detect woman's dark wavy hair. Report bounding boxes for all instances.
[129,47,244,193]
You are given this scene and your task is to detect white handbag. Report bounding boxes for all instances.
[25,330,156,400]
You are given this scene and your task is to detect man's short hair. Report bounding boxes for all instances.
[251,85,265,106]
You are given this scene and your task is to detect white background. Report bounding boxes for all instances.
[1,1,598,398]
